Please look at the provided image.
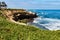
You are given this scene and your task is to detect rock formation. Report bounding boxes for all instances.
[1,9,38,23]
[13,12,37,21]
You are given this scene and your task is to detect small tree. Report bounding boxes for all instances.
[0,2,7,9]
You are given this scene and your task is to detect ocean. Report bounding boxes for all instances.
[28,9,60,30]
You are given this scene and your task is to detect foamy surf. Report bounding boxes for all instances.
[30,17,60,30]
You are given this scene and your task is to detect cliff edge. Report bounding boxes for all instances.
[0,9,38,25]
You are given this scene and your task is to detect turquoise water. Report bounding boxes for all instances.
[28,9,60,30]
[28,9,60,19]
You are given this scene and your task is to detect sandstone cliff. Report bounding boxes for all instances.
[0,9,38,23]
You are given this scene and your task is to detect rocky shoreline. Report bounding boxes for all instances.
[0,9,38,24]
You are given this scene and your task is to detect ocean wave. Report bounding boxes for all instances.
[30,17,60,30]
[28,9,60,30]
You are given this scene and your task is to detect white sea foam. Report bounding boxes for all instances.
[32,17,60,30]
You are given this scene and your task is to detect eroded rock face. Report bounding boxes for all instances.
[12,12,38,22]
[2,9,38,23]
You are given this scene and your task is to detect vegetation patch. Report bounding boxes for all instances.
[0,10,60,40]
